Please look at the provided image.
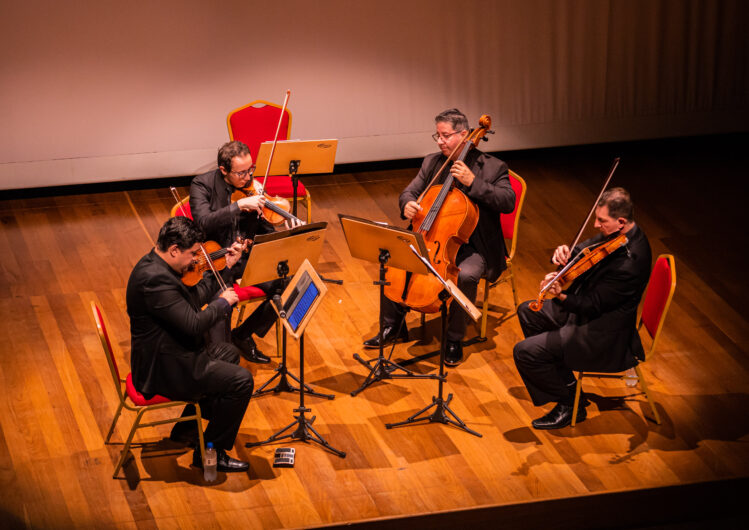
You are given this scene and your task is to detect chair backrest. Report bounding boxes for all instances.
[638,254,677,358]
[500,170,527,260]
[227,100,292,161]
[170,196,192,219]
[91,302,126,403]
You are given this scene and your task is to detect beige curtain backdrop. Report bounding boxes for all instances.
[1,0,746,189]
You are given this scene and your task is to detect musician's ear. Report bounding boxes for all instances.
[617,217,626,229]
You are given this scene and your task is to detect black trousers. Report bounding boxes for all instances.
[379,245,486,342]
[172,342,253,451]
[207,278,283,345]
[513,300,578,406]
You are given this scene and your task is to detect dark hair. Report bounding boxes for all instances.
[435,108,469,132]
[598,187,634,221]
[156,216,204,251]
[217,141,251,171]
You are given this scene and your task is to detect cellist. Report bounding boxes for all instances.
[512,187,651,430]
[363,108,516,366]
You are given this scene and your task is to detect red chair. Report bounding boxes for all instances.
[92,302,206,478]
[571,254,677,426]
[478,170,527,339]
[227,100,312,223]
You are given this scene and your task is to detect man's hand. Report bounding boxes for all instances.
[540,272,566,300]
[551,245,571,266]
[450,160,475,187]
[237,195,265,214]
[225,240,248,269]
[403,200,422,220]
[220,287,239,306]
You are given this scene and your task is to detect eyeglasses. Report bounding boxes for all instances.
[431,131,462,142]
[229,166,255,178]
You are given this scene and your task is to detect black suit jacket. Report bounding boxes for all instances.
[555,224,652,372]
[399,148,516,282]
[190,169,274,249]
[126,249,234,400]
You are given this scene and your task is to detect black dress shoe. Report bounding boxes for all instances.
[532,399,587,430]
[232,332,270,364]
[192,448,250,473]
[444,340,463,366]
[363,324,409,349]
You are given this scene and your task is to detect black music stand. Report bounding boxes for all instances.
[339,215,437,397]
[246,259,346,458]
[240,222,334,400]
[385,246,483,437]
[255,138,338,219]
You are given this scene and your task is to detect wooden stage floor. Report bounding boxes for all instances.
[1,135,747,528]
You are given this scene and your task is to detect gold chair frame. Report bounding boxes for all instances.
[479,170,527,339]
[92,302,206,478]
[571,254,677,426]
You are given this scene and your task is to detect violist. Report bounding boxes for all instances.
[126,216,253,472]
[362,108,516,366]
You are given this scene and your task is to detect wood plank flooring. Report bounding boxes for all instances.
[1,135,747,529]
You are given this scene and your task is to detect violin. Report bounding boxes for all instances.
[528,233,628,311]
[383,115,492,313]
[231,179,302,226]
[528,158,624,312]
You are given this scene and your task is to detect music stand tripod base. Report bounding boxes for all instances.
[246,405,346,458]
[350,248,435,397]
[384,290,482,437]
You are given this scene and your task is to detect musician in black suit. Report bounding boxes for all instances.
[190,140,300,364]
[363,108,516,365]
[513,187,652,429]
[126,216,252,472]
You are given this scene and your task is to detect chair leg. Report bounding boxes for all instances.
[236,304,246,326]
[113,408,147,478]
[571,373,584,426]
[480,278,490,339]
[508,266,519,310]
[305,194,312,224]
[634,364,661,424]
[105,402,124,443]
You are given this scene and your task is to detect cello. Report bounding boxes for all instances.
[383,115,492,314]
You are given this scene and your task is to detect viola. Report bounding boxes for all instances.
[383,115,492,313]
[169,186,231,291]
[528,233,628,311]
[180,240,231,287]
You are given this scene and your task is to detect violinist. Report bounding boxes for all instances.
[363,108,516,366]
[190,141,302,364]
[512,187,651,429]
[126,216,252,473]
